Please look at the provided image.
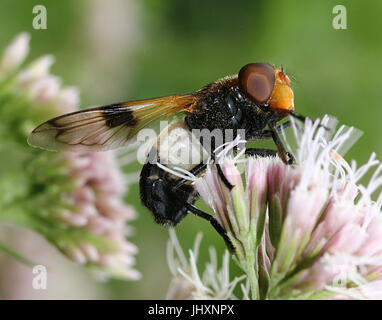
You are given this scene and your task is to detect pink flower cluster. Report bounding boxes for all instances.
[195,117,382,299]
[4,33,140,280]
[61,151,140,280]
[250,155,382,299]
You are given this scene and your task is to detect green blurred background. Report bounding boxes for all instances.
[0,0,381,299]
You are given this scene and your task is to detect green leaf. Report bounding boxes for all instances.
[0,240,37,267]
[258,264,270,299]
[256,201,267,247]
[232,184,249,236]
[268,194,283,248]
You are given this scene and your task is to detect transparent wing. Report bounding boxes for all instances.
[28,94,196,152]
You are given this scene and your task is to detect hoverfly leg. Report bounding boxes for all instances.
[216,163,234,190]
[288,112,306,123]
[245,148,295,164]
[245,147,294,165]
[183,202,235,252]
[245,148,277,157]
[289,112,330,131]
[261,120,291,138]
[268,123,295,165]
[171,159,234,191]
[286,152,295,164]
[171,152,235,194]
[171,161,207,191]
[210,152,234,190]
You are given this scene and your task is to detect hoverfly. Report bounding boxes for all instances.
[28,62,304,249]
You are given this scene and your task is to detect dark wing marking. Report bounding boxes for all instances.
[28,94,196,152]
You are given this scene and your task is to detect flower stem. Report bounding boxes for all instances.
[240,236,259,299]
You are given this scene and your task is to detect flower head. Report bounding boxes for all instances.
[0,33,140,280]
[61,151,140,280]
[0,33,30,74]
[190,116,381,299]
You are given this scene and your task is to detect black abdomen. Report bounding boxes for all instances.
[140,161,198,226]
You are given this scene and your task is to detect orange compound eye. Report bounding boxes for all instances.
[238,63,275,105]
